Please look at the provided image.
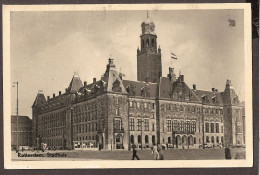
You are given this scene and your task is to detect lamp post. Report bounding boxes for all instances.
[12,81,19,152]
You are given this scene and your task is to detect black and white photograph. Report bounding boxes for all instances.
[3,4,253,168]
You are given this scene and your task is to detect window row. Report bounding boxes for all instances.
[129,101,155,110]
[73,109,104,123]
[205,136,224,144]
[38,118,66,129]
[205,123,223,133]
[161,103,223,115]
[40,110,66,121]
[73,99,105,114]
[129,118,155,131]
[166,120,196,132]
[74,122,104,134]
[39,128,64,137]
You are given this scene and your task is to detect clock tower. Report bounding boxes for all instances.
[137,13,162,83]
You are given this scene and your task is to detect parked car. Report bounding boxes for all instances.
[204,143,213,148]
[199,143,213,148]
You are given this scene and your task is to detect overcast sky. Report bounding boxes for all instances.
[10,9,245,118]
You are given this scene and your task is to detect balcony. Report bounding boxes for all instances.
[114,128,124,133]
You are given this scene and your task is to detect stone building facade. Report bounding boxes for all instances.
[32,16,245,150]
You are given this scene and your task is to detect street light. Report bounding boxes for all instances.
[12,81,19,152]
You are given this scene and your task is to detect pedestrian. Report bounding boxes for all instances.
[225,144,231,159]
[151,143,159,160]
[157,144,164,160]
[132,144,140,160]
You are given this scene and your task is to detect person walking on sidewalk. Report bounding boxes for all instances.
[132,144,140,160]
[151,143,159,160]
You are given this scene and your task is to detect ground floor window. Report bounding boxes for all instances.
[168,137,171,144]
[152,135,155,144]
[131,135,134,144]
[145,135,149,143]
[194,137,196,144]
[211,136,215,143]
[138,135,141,143]
[216,136,219,143]
[206,136,209,143]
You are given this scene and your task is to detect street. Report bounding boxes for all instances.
[11,148,245,161]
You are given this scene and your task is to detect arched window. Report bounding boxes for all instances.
[216,136,219,143]
[146,39,149,46]
[131,135,134,144]
[138,135,141,143]
[152,135,155,144]
[151,39,154,46]
[206,136,209,143]
[211,136,215,143]
[168,137,171,144]
[145,135,149,143]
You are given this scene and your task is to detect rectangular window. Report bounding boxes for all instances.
[186,121,190,132]
[151,113,155,119]
[137,102,140,108]
[167,120,172,131]
[172,120,178,131]
[205,123,209,133]
[114,119,121,130]
[130,118,134,131]
[144,103,147,109]
[180,121,184,131]
[144,119,149,131]
[216,123,219,133]
[221,126,224,133]
[191,121,196,132]
[137,119,142,131]
[210,123,215,133]
[130,101,133,107]
[115,108,119,116]
[115,97,119,105]
[152,103,155,109]
[152,123,155,131]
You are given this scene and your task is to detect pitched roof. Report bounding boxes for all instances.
[40,93,68,113]
[32,92,46,107]
[191,89,223,106]
[68,75,83,93]
[122,80,158,98]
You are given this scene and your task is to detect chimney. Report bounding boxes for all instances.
[53,93,55,98]
[84,81,87,88]
[212,88,215,92]
[59,91,61,96]
[193,84,196,90]
[93,78,96,84]
[47,96,50,101]
[84,89,87,95]
[179,75,184,82]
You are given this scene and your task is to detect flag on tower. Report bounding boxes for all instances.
[171,52,178,59]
